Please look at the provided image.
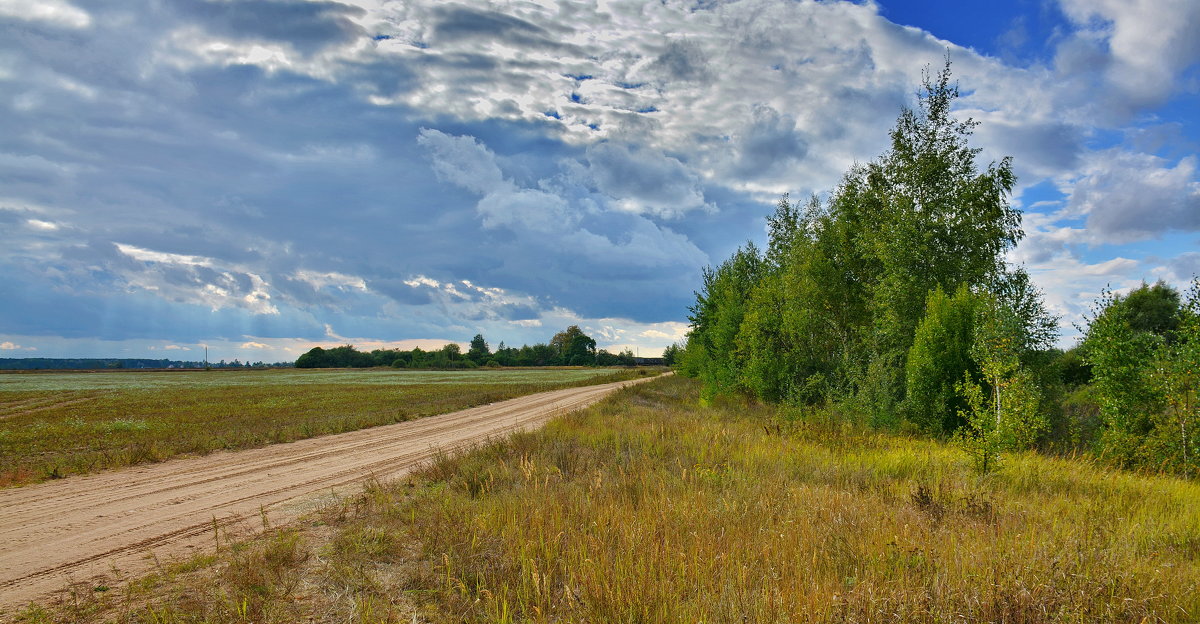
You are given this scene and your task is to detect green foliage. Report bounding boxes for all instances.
[467,334,491,364]
[550,325,597,365]
[686,60,1032,419]
[662,342,681,367]
[688,244,763,403]
[955,296,1046,473]
[1083,287,1165,466]
[1123,280,1183,336]
[904,285,979,435]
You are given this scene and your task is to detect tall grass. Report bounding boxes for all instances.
[17,374,1200,623]
[0,367,658,486]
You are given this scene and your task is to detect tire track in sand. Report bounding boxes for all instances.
[0,374,665,611]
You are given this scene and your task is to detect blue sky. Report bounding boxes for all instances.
[1,0,1197,362]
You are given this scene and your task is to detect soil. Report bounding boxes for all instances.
[0,374,663,611]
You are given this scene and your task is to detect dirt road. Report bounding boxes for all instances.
[0,374,662,610]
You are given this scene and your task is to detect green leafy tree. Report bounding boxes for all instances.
[1145,279,1200,474]
[1082,287,1165,466]
[688,244,763,403]
[956,297,1045,472]
[662,343,681,367]
[550,325,596,365]
[904,285,980,434]
[468,334,491,364]
[857,60,1020,378]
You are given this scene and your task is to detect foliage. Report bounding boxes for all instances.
[685,60,1031,426]
[297,326,615,369]
[904,285,979,435]
[956,295,1046,473]
[467,334,490,364]
[1082,287,1168,466]
[687,243,763,403]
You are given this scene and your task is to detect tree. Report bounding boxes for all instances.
[550,325,596,366]
[688,244,763,403]
[662,343,681,366]
[1083,287,1167,466]
[857,60,1020,395]
[468,334,491,364]
[686,59,1022,415]
[956,296,1045,473]
[904,285,980,435]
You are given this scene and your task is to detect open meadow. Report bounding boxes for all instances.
[18,374,1200,623]
[0,367,653,487]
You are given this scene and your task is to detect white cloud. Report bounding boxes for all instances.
[113,243,278,315]
[0,0,90,29]
[240,341,269,349]
[1063,151,1200,243]
[292,270,368,292]
[417,128,707,273]
[26,219,59,231]
[1057,0,1200,109]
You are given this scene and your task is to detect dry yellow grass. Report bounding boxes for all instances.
[14,374,1200,623]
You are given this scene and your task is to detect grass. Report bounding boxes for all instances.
[13,374,1200,623]
[0,367,659,487]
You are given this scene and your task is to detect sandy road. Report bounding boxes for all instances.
[0,374,663,610]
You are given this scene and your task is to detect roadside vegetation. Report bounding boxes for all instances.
[18,375,1200,623]
[0,367,658,487]
[679,61,1200,477]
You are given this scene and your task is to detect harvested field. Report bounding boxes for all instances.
[0,367,657,486]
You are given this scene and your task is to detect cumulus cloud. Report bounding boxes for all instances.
[575,142,710,217]
[417,128,707,275]
[0,0,1196,357]
[1064,151,1200,243]
[1057,0,1200,110]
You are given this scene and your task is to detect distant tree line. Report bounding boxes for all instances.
[0,358,293,370]
[295,325,643,369]
[677,62,1200,476]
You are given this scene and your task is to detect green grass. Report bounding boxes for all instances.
[16,374,1200,623]
[0,367,657,487]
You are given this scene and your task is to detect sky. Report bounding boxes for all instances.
[1,0,1198,363]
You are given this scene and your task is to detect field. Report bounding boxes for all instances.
[19,374,1200,623]
[0,367,650,487]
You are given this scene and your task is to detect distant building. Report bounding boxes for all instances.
[633,357,665,366]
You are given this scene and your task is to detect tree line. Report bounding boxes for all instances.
[677,62,1199,476]
[295,325,642,369]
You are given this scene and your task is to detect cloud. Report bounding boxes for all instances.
[0,0,1196,358]
[1163,252,1200,283]
[1064,151,1200,243]
[1057,0,1200,110]
[416,128,507,195]
[1,341,33,350]
[575,142,709,217]
[0,0,90,29]
[240,341,270,349]
[416,128,708,282]
[175,0,367,55]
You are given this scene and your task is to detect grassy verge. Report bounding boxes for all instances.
[16,374,1200,623]
[0,367,660,486]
